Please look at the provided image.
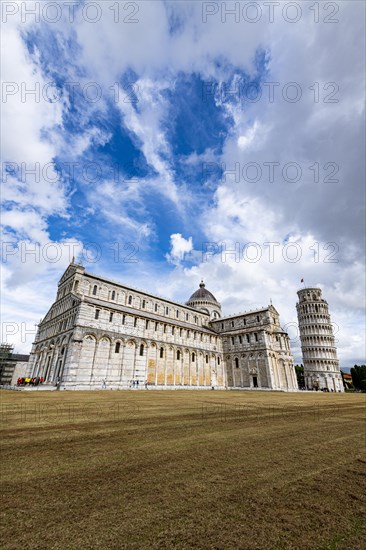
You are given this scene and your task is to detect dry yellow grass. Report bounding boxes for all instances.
[1,390,365,550]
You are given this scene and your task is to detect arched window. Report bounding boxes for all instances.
[111,290,116,300]
[186,313,189,321]
[205,355,209,364]
[93,285,97,296]
[192,352,195,362]
[74,280,79,292]
[128,295,132,305]
[160,347,164,359]
[177,350,181,360]
[139,344,144,356]
[166,307,169,314]
[142,300,146,308]
[235,358,239,369]
[218,357,220,365]
[115,342,120,353]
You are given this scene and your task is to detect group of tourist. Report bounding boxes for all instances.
[129,380,148,389]
[100,379,149,389]
[309,387,338,392]
[17,377,44,386]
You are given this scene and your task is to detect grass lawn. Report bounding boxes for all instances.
[1,390,365,549]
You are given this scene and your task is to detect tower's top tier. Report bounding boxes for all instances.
[297,287,325,303]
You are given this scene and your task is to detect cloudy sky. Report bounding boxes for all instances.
[1,0,365,366]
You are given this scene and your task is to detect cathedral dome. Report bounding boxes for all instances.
[186,281,221,319]
[187,281,219,305]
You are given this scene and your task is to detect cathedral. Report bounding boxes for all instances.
[27,262,298,391]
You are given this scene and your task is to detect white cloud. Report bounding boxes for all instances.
[166,233,193,265]
[237,120,262,150]
[1,21,67,216]
[115,77,182,208]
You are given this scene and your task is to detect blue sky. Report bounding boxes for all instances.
[1,1,365,365]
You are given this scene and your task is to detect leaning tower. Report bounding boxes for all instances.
[296,287,344,392]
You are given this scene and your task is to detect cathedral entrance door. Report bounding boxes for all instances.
[253,376,258,388]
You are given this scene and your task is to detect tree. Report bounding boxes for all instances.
[350,365,366,391]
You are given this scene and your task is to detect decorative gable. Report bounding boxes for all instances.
[58,263,85,286]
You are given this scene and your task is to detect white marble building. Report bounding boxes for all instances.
[27,262,298,391]
[296,287,344,392]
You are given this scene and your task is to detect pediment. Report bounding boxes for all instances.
[58,263,84,286]
[41,307,53,324]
